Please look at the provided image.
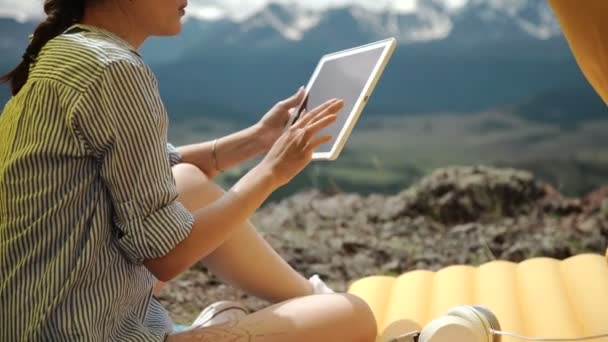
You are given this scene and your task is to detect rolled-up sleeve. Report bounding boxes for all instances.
[71,59,194,264]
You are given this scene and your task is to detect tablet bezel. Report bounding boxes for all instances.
[292,38,397,161]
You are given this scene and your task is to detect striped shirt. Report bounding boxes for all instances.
[0,24,194,341]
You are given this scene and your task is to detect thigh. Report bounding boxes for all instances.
[167,294,377,342]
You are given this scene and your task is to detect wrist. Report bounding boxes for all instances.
[253,123,276,152]
[251,162,281,191]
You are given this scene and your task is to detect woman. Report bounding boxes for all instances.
[0,0,377,341]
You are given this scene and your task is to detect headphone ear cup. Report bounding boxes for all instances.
[418,314,486,342]
[446,306,498,342]
[472,305,502,336]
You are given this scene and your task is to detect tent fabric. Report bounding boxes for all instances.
[348,254,608,342]
[549,0,608,106]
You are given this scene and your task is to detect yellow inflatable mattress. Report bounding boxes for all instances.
[348,254,608,342]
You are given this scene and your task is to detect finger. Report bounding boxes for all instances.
[308,100,343,127]
[278,86,306,110]
[306,135,333,151]
[285,108,297,130]
[293,98,335,128]
[304,100,343,132]
[294,128,308,149]
[304,114,338,140]
[294,98,338,129]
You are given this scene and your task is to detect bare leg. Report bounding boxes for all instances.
[168,163,312,303]
[167,293,377,342]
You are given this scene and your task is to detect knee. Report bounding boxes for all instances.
[172,163,210,185]
[342,293,378,341]
[172,163,225,209]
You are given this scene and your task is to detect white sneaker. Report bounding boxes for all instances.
[191,301,249,328]
[308,274,335,294]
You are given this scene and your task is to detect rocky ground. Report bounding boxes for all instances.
[157,166,608,325]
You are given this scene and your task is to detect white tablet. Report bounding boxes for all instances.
[290,38,397,160]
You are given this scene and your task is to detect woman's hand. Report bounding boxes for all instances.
[257,87,307,151]
[260,98,344,187]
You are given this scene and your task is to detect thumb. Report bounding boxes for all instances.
[281,86,306,109]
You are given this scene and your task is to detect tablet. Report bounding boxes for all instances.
[290,38,397,160]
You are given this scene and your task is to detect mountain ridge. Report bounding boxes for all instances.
[1,1,605,122]
[180,0,562,46]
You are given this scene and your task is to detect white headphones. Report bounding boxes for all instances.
[390,305,608,342]
[417,305,501,342]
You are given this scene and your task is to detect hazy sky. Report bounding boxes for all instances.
[0,0,469,22]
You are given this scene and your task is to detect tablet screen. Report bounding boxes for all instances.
[294,45,387,155]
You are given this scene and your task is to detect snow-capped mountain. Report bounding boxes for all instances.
[133,0,563,66]
[0,0,563,65]
[239,3,321,41]
[183,0,561,47]
[1,0,600,121]
[346,2,454,43]
[139,1,582,120]
[0,18,33,60]
[453,0,561,41]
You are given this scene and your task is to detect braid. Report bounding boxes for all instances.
[0,0,86,96]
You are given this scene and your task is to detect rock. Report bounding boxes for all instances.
[578,218,599,233]
[387,165,548,224]
[602,199,608,220]
[584,186,608,215]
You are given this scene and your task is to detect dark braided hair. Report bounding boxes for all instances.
[0,0,86,95]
